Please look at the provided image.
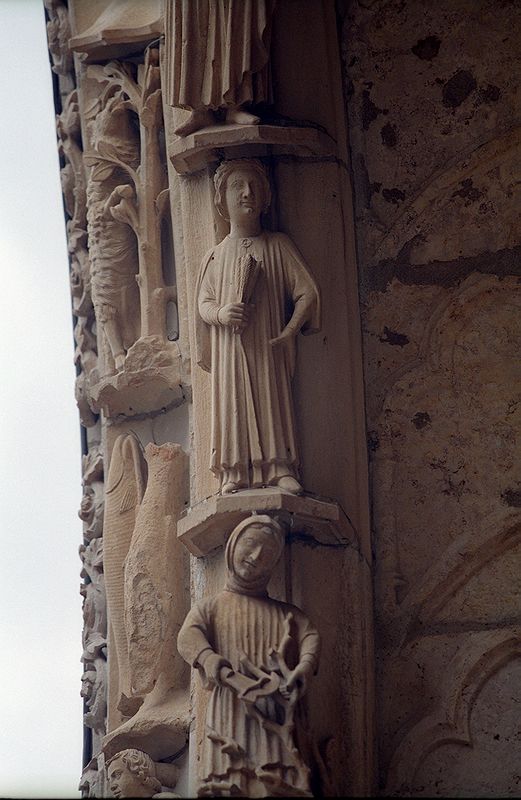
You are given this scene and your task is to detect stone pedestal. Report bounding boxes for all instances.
[178,489,357,557]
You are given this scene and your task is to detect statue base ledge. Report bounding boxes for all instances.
[177,489,356,557]
[103,688,190,763]
[89,340,186,419]
[170,123,337,175]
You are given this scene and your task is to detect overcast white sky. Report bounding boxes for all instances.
[0,0,84,797]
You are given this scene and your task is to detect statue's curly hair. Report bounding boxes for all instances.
[107,748,161,793]
[213,158,271,220]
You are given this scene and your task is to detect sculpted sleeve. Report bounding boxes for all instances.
[279,234,321,334]
[295,607,321,675]
[177,601,214,670]
[194,248,217,371]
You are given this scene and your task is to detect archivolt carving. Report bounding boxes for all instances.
[84,49,178,380]
[80,537,107,749]
[373,126,521,265]
[79,446,107,755]
[385,513,521,648]
[385,635,521,795]
[44,0,73,78]
[371,274,521,620]
[57,89,99,428]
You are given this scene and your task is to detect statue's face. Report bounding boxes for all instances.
[233,526,281,583]
[224,169,264,223]
[107,756,149,799]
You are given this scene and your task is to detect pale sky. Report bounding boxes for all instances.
[0,0,84,797]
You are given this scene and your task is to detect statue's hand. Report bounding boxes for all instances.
[280,660,313,699]
[200,652,233,686]
[270,327,297,373]
[269,326,296,348]
[217,303,252,331]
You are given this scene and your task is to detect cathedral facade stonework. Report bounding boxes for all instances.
[47,1,521,796]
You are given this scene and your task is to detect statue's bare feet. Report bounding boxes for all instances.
[114,352,126,371]
[276,475,303,494]
[225,105,260,126]
[174,108,215,137]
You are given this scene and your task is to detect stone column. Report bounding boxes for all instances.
[48,1,375,797]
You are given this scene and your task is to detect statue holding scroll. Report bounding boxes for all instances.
[177,515,320,797]
[195,159,320,495]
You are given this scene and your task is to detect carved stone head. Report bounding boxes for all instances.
[106,748,161,798]
[225,514,285,593]
[214,159,271,221]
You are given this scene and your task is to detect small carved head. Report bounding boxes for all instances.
[225,515,285,590]
[107,748,161,798]
[214,159,271,221]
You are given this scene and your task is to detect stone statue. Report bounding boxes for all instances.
[167,0,277,136]
[196,159,320,495]
[104,433,147,725]
[177,515,320,797]
[86,90,141,374]
[107,748,180,798]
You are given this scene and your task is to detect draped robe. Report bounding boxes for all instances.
[167,0,277,111]
[177,589,319,796]
[196,232,320,487]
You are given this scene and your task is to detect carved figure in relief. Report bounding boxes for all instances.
[104,433,147,725]
[167,0,277,136]
[86,91,140,373]
[196,159,320,495]
[86,50,177,383]
[80,536,107,749]
[107,748,180,798]
[178,515,320,797]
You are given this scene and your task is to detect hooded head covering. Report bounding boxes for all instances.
[224,514,285,596]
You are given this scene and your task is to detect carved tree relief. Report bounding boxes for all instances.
[84,48,177,378]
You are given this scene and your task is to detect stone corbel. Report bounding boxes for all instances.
[178,489,357,558]
[169,122,337,176]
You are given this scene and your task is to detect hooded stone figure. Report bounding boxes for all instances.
[177,515,320,797]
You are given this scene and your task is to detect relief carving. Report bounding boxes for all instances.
[84,49,182,416]
[178,515,320,797]
[166,1,277,136]
[85,80,140,375]
[57,89,99,428]
[196,159,320,495]
[103,439,189,762]
[80,533,107,752]
[104,433,147,724]
[107,748,180,799]
[44,0,73,78]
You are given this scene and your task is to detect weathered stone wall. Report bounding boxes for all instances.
[340,0,521,794]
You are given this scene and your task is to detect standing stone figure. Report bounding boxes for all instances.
[167,0,277,136]
[178,515,320,797]
[196,159,320,495]
[104,433,147,725]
